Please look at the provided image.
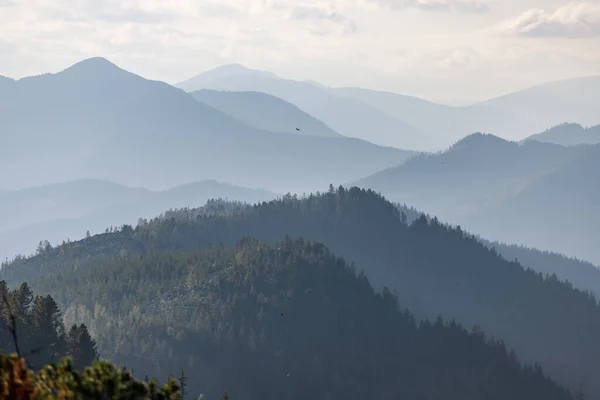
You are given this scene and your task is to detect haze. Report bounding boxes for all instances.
[1,1,600,399]
[2,0,600,104]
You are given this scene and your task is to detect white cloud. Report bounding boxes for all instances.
[0,0,599,102]
[498,1,600,38]
[369,0,491,13]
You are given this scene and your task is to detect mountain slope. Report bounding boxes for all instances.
[462,144,600,265]
[354,135,599,263]
[1,239,576,400]
[396,202,600,297]
[332,87,537,143]
[526,123,600,146]
[176,63,278,90]
[0,179,150,233]
[354,133,582,218]
[0,57,412,193]
[177,65,434,151]
[479,76,600,129]
[0,179,275,261]
[3,187,600,396]
[190,89,341,138]
[0,75,14,89]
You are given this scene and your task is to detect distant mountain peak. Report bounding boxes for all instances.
[452,132,510,149]
[202,63,277,78]
[175,63,279,91]
[64,57,120,73]
[48,57,143,85]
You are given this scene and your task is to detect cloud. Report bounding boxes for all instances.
[1,0,599,104]
[282,4,358,34]
[369,0,490,13]
[499,1,600,38]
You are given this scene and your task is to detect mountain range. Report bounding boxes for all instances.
[3,187,599,397]
[177,65,600,150]
[4,176,597,301]
[354,134,600,264]
[480,76,600,130]
[0,179,275,262]
[178,64,436,151]
[0,57,412,193]
[526,123,600,146]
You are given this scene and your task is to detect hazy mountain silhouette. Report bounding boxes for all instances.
[0,57,413,193]
[332,87,537,143]
[177,63,278,90]
[190,89,341,138]
[0,179,275,261]
[526,123,600,146]
[177,64,434,151]
[462,143,600,264]
[479,76,600,130]
[0,179,150,233]
[354,133,581,218]
[179,65,599,148]
[354,134,598,263]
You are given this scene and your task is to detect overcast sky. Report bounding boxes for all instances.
[1,0,599,104]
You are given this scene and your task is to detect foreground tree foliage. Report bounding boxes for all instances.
[0,353,180,399]
[0,281,99,371]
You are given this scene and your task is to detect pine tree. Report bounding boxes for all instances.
[178,368,188,400]
[13,282,33,321]
[67,323,99,371]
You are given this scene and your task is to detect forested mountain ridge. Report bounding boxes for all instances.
[396,203,600,297]
[0,57,412,193]
[3,187,600,396]
[190,89,342,138]
[526,123,600,146]
[0,237,577,400]
[354,134,599,263]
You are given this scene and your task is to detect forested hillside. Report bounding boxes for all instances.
[0,238,577,400]
[2,188,600,396]
[396,203,600,297]
[354,134,600,263]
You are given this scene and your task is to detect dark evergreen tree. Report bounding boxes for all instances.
[67,323,99,371]
[178,368,188,400]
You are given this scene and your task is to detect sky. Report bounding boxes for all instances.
[0,0,599,104]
